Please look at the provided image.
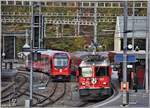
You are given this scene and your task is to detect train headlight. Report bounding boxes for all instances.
[103,82,107,85]
[81,82,86,86]
[91,78,97,84]
[60,69,62,73]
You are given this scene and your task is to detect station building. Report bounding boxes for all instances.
[114,16,147,51]
[113,16,147,90]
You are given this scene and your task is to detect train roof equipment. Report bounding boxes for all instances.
[32,49,70,57]
[72,51,110,67]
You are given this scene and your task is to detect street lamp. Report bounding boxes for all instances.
[24,2,34,106]
[22,40,33,107]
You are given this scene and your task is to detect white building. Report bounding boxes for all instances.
[114,16,147,51]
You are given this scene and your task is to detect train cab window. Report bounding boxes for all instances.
[53,54,69,68]
[95,67,108,76]
[81,67,92,77]
[54,59,68,68]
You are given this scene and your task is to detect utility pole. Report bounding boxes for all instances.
[122,1,128,106]
[38,2,42,49]
[30,2,34,106]
[132,1,135,51]
[0,3,2,107]
[145,0,150,93]
[77,2,81,36]
[148,0,150,93]
[93,2,98,54]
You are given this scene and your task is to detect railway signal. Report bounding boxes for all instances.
[32,2,44,48]
[4,36,15,60]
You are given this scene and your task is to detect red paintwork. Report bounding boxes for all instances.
[51,67,70,76]
[79,66,111,89]
[79,76,110,89]
[26,50,71,79]
[50,53,71,77]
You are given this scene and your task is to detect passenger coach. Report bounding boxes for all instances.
[26,49,72,81]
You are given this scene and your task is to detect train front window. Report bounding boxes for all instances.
[53,54,69,68]
[95,67,108,76]
[81,67,92,77]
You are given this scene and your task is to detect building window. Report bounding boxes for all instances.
[91,3,95,6]
[135,2,141,7]
[41,2,45,6]
[23,1,29,6]
[83,2,89,6]
[8,1,14,5]
[134,39,146,50]
[98,3,104,7]
[62,2,67,6]
[54,2,60,6]
[105,3,111,7]
[1,1,6,5]
[16,1,22,5]
[68,2,75,6]
[113,2,119,7]
[121,38,146,50]
[142,2,147,7]
[47,2,52,6]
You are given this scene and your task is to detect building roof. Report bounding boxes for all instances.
[115,16,147,38]
[109,50,146,59]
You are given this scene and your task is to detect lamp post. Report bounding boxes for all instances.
[23,35,32,107]
[29,2,34,106]
[122,1,129,106]
[24,2,34,107]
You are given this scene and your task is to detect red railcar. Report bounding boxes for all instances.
[26,49,72,81]
[50,51,71,81]
[73,52,112,99]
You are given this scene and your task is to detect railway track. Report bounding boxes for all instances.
[1,82,15,93]
[2,67,114,107]
[2,68,115,107]
[16,69,52,106]
[32,82,57,106]
[1,73,28,104]
[33,83,66,107]
[1,67,67,107]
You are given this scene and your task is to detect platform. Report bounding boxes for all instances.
[90,90,149,108]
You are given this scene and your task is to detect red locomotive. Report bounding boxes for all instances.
[73,52,113,100]
[26,49,72,81]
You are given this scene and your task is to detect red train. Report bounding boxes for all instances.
[73,51,113,100]
[26,49,72,81]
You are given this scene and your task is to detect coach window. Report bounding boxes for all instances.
[33,53,41,62]
[95,67,108,76]
[42,56,48,64]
